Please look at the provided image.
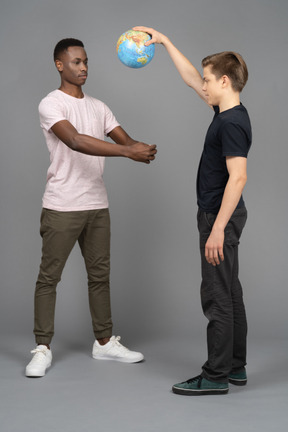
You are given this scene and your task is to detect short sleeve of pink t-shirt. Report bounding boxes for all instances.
[38,90,120,211]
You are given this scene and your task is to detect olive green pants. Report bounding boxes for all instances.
[34,208,113,345]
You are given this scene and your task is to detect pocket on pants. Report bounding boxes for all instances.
[224,207,247,245]
[204,212,217,229]
[198,210,215,247]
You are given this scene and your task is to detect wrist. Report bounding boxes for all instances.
[212,221,226,232]
[121,145,130,158]
[162,35,171,46]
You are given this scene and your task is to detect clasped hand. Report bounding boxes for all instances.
[128,142,157,164]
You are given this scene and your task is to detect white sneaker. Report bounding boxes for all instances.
[25,345,52,377]
[92,336,144,363]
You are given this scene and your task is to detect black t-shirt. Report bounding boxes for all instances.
[197,104,252,214]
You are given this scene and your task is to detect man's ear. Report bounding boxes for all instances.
[55,60,63,72]
[221,75,230,88]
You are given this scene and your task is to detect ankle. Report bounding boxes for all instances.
[97,337,110,346]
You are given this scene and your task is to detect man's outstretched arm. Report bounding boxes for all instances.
[51,121,157,164]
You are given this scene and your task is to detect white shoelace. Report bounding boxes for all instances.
[109,336,129,353]
[30,347,49,363]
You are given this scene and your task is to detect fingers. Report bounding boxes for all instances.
[132,26,160,46]
[145,144,157,158]
[219,249,224,262]
[205,230,225,266]
[205,246,224,266]
[133,26,152,33]
[130,142,157,164]
[146,148,156,163]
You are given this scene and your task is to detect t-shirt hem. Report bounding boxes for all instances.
[198,201,246,215]
[44,116,67,132]
[42,203,109,212]
[105,122,121,136]
[222,152,248,157]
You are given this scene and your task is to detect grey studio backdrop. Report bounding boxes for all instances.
[0,0,287,347]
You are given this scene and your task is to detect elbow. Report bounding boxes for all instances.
[242,173,248,186]
[238,174,247,191]
[68,134,82,152]
[230,173,247,191]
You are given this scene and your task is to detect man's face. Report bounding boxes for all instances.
[56,46,88,86]
[202,66,223,106]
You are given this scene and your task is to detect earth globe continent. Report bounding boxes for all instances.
[117,30,155,68]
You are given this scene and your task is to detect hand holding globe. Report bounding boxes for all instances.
[116,29,155,69]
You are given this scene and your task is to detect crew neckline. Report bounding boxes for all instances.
[56,89,86,100]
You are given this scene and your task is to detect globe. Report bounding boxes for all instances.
[116,29,155,69]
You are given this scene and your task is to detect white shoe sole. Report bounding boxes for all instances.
[92,354,144,363]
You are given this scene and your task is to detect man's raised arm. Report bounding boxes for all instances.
[133,26,208,104]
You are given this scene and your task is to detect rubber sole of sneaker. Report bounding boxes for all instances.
[228,377,247,386]
[92,354,144,363]
[172,386,229,396]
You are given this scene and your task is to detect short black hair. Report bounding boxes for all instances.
[53,38,84,61]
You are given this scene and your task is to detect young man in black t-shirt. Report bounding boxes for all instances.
[134,26,252,395]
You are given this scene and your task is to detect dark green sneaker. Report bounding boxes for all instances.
[228,369,247,386]
[172,375,229,396]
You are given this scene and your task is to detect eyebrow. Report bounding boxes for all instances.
[73,57,88,61]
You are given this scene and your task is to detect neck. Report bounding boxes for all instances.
[219,93,240,113]
[58,82,84,99]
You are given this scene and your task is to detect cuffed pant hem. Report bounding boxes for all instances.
[35,337,53,345]
[94,329,113,340]
[201,371,229,384]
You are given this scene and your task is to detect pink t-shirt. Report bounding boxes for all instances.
[39,89,120,211]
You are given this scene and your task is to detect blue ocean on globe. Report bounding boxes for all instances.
[116,30,155,69]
